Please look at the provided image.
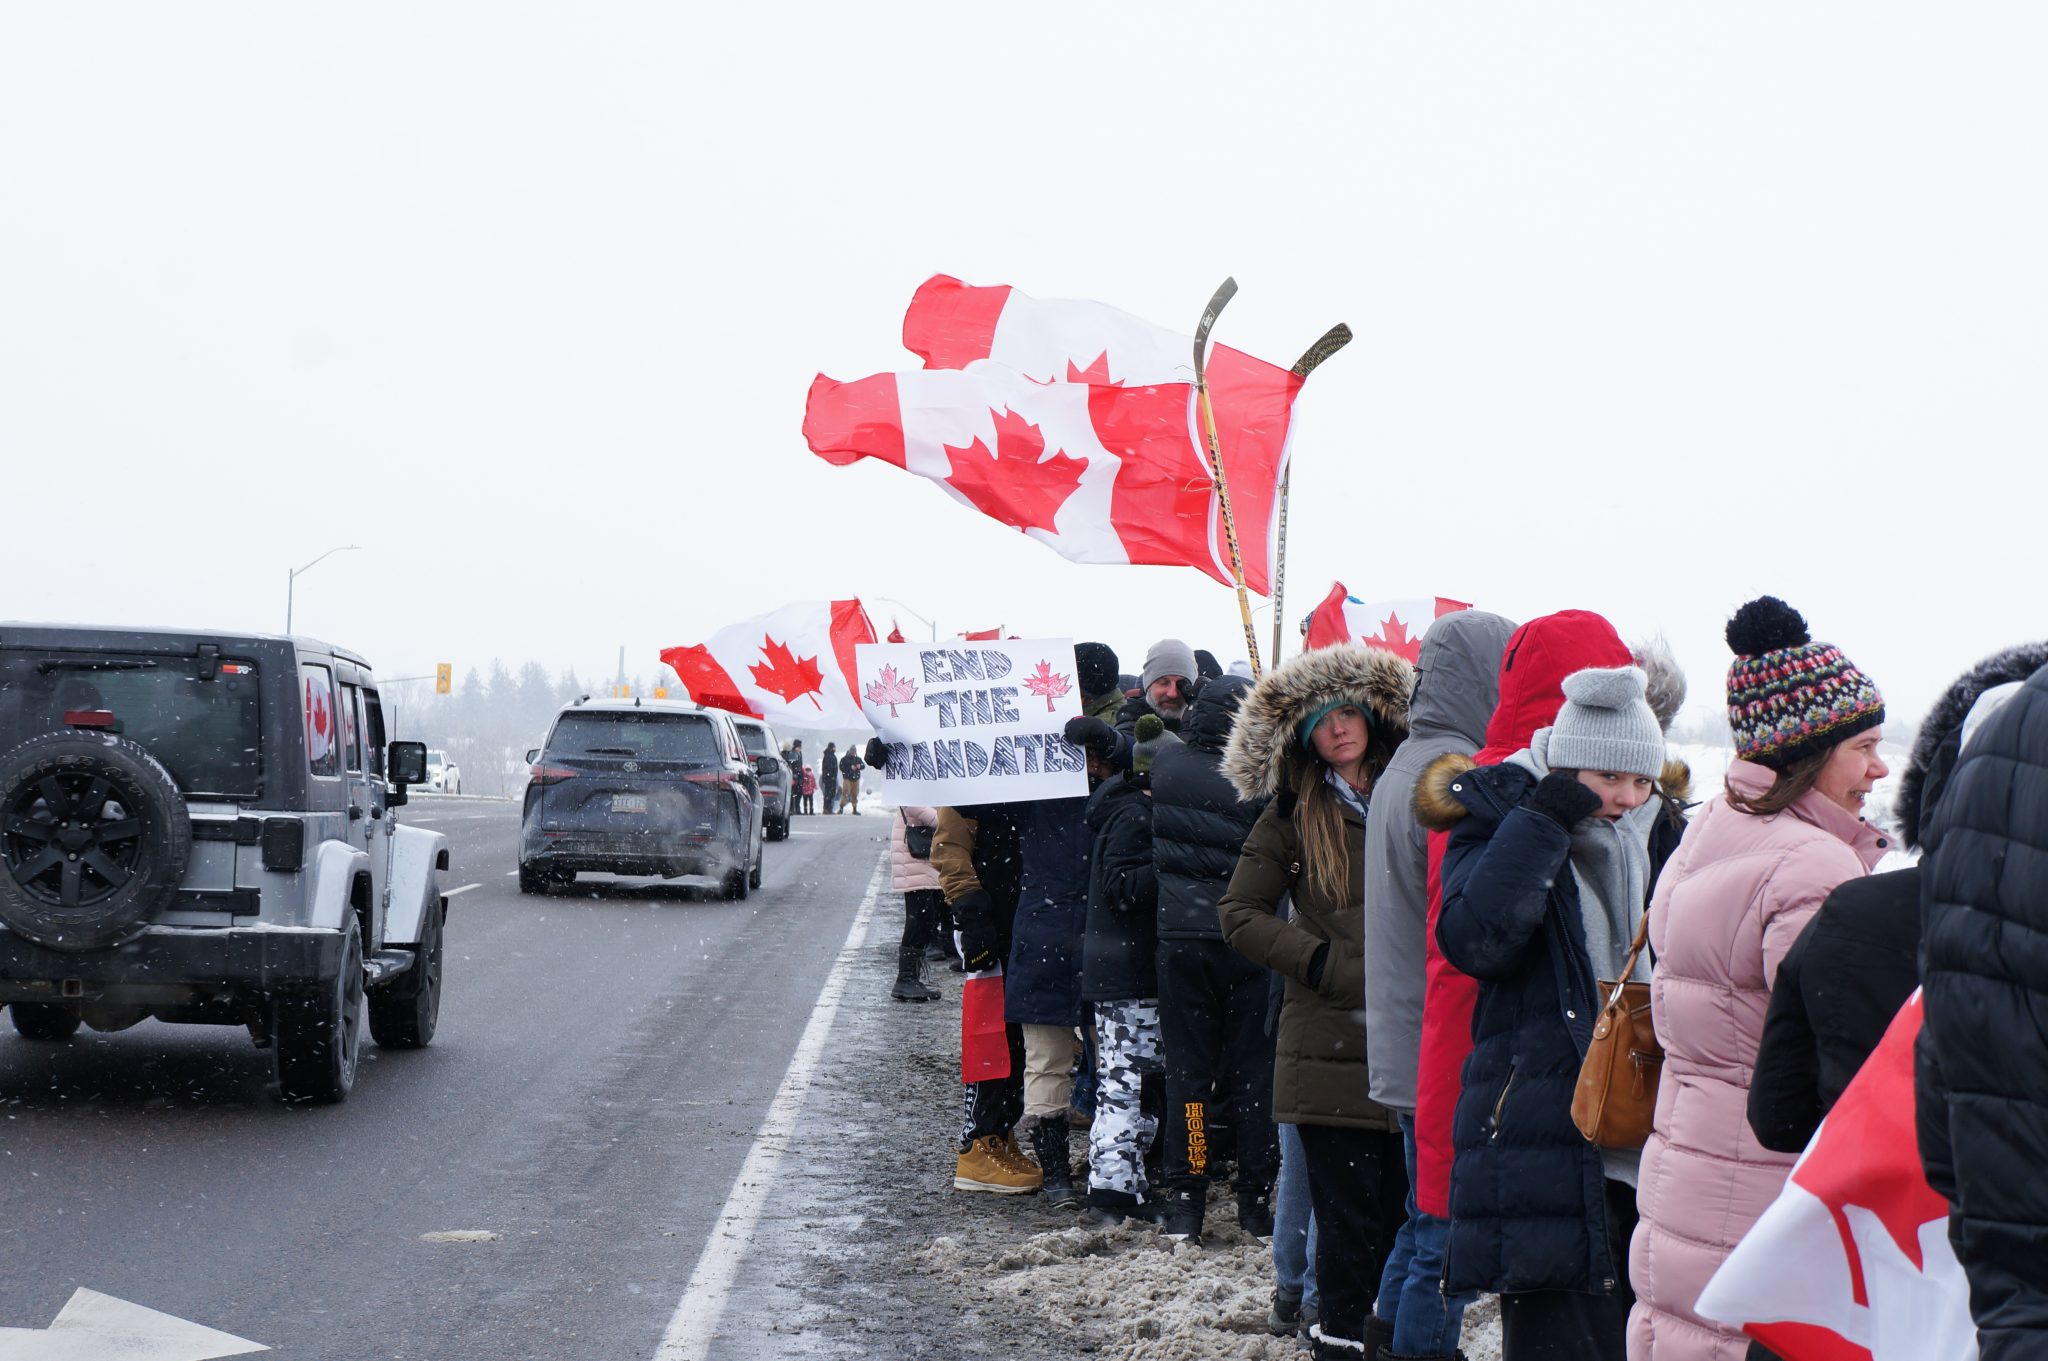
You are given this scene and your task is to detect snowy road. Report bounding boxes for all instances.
[0,799,893,1360]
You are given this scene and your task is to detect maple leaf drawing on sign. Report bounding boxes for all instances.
[863,665,918,718]
[942,408,1085,535]
[749,635,826,708]
[1365,612,1422,664]
[1021,660,1074,712]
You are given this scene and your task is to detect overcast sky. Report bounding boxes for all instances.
[4,4,2041,726]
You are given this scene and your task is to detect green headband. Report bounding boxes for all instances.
[1298,699,1370,750]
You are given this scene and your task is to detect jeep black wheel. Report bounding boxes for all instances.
[0,731,191,951]
[748,842,763,891]
[765,814,788,843]
[369,900,442,1049]
[274,919,365,1104]
[723,864,749,901]
[9,1002,81,1041]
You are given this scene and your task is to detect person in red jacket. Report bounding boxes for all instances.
[1410,612,1637,1231]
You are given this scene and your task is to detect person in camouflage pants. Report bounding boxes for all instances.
[1089,999,1164,1201]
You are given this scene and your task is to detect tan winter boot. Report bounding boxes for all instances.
[954,1137,1042,1194]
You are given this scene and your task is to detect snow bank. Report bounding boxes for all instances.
[918,1184,1504,1359]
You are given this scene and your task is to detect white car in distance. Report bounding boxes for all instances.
[425,749,461,794]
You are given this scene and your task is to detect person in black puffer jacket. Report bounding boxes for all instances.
[1750,642,2048,1157]
[1078,715,1176,1225]
[1151,672,1275,1243]
[1918,659,2048,1361]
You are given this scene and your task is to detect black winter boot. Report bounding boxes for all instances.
[1160,1184,1204,1244]
[1360,1315,1394,1358]
[1236,1184,1274,1239]
[891,947,939,1002]
[1031,1119,1078,1208]
[1307,1323,1367,1359]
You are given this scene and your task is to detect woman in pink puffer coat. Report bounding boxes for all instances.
[1628,599,1893,1361]
[889,806,944,1003]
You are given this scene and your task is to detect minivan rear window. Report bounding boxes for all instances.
[548,711,720,764]
[733,724,774,757]
[0,651,263,799]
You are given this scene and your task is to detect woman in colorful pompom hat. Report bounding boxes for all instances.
[1626,597,1893,1361]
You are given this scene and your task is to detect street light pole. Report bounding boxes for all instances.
[285,544,361,634]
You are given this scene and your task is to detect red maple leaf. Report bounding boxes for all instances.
[1021,660,1073,712]
[749,635,826,709]
[942,408,1085,535]
[863,665,918,718]
[1065,351,1122,386]
[1364,612,1422,664]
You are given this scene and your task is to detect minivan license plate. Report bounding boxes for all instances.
[611,794,648,814]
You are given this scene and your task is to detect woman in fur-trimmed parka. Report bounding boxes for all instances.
[1218,643,1413,1361]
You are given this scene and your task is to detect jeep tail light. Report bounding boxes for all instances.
[261,818,305,872]
[64,709,116,729]
[529,764,577,787]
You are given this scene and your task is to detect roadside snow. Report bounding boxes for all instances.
[918,1184,1504,1360]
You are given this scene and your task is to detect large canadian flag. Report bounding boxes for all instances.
[1303,582,1472,662]
[802,274,1318,595]
[1697,992,1976,1361]
[660,600,877,730]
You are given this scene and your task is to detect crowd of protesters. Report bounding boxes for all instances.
[850,598,2048,1361]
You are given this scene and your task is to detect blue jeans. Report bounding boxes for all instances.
[1375,1112,1474,1353]
[1273,1122,1319,1313]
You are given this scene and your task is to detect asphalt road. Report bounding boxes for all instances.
[0,796,892,1360]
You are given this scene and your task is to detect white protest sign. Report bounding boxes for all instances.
[856,637,1090,806]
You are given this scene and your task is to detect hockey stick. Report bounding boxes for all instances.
[1191,277,1265,678]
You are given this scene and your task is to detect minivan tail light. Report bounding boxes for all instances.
[529,764,577,787]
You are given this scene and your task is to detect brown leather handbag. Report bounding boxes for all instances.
[1572,913,1663,1149]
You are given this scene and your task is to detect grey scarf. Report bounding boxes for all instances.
[1506,732,1656,986]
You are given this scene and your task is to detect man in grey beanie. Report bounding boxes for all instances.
[1139,638,1199,725]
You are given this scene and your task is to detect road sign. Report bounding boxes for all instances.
[435,663,452,695]
[0,1287,266,1359]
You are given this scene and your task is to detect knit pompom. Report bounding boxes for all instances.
[1135,713,1164,741]
[1560,665,1648,710]
[1726,596,1810,657]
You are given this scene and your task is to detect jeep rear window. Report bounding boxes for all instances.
[0,652,263,799]
[547,711,720,763]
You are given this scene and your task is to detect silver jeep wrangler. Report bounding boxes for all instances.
[0,625,448,1103]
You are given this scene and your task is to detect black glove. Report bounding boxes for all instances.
[952,890,1001,973]
[863,737,888,771]
[1063,715,1118,759]
[1528,771,1603,828]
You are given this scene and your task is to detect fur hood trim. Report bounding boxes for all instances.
[1414,751,1692,831]
[1223,643,1413,800]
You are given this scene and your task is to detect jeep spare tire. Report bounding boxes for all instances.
[0,730,192,951]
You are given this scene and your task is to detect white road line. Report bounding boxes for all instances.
[504,870,519,877]
[654,851,888,1361]
[443,884,480,898]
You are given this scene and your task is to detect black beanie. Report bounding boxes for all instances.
[1193,649,1223,681]
[1075,642,1120,701]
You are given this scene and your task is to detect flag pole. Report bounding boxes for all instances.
[1192,277,1264,679]
[1272,322,1353,666]
[1270,465,1290,666]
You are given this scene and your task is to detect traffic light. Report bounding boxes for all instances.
[435,663,452,695]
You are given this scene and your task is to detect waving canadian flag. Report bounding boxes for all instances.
[1303,583,1472,662]
[660,600,877,730]
[1697,992,1976,1361]
[803,275,1321,595]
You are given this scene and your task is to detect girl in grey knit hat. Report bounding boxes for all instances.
[1426,663,1690,1360]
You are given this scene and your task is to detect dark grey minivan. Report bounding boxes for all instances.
[517,698,764,899]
